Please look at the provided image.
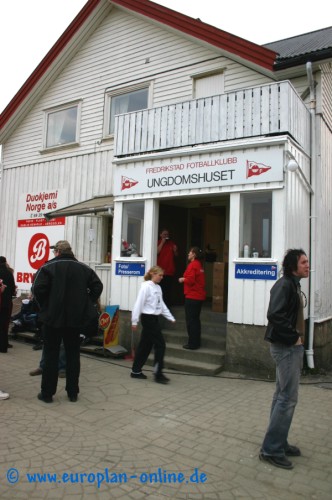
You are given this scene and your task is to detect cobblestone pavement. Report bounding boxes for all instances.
[0,340,332,499]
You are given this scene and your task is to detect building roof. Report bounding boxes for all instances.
[264,26,332,69]
[0,0,276,137]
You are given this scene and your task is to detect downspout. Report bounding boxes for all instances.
[306,61,316,369]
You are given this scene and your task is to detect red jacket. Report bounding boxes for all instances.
[183,259,206,301]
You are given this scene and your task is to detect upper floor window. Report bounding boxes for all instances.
[105,85,149,136]
[193,71,224,99]
[44,101,81,149]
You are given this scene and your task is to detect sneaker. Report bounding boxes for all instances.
[130,372,147,379]
[0,390,9,400]
[37,392,53,404]
[285,445,301,456]
[154,373,170,384]
[12,319,22,326]
[259,453,293,469]
[29,368,42,376]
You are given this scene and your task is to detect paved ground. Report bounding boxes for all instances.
[0,340,332,500]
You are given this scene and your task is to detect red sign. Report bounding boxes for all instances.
[28,233,51,270]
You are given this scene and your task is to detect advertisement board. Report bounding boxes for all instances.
[15,189,66,290]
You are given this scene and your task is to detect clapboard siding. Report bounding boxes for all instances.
[315,120,332,319]
[2,8,275,169]
[0,150,114,265]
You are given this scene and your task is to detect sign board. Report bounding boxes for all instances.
[235,263,278,280]
[114,147,284,196]
[115,262,145,276]
[99,306,120,348]
[15,189,66,290]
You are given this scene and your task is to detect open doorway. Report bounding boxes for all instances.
[158,196,229,306]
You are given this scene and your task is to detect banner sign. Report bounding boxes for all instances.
[114,147,284,196]
[115,262,145,276]
[15,189,67,290]
[99,306,120,348]
[235,263,278,280]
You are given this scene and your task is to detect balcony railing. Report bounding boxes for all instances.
[114,81,310,157]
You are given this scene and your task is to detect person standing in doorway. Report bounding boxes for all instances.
[157,229,178,309]
[179,247,206,350]
[259,248,309,470]
[0,256,16,353]
[131,266,175,384]
[32,240,103,403]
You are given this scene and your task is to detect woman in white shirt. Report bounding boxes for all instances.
[131,266,175,384]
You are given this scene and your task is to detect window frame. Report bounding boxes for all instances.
[239,191,272,258]
[42,100,82,151]
[103,82,152,139]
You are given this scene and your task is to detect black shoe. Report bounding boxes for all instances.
[183,344,199,350]
[130,372,147,379]
[259,453,293,469]
[37,392,53,404]
[7,344,13,348]
[33,343,43,351]
[68,394,78,402]
[155,374,170,384]
[285,445,301,456]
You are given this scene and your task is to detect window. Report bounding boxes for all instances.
[44,102,81,148]
[240,192,272,258]
[106,86,149,135]
[121,201,144,257]
[193,72,224,99]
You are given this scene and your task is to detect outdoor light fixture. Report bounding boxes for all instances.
[286,158,299,172]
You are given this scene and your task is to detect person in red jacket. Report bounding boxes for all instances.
[157,229,178,309]
[179,247,206,350]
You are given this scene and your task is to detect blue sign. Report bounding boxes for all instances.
[115,262,145,276]
[235,263,278,280]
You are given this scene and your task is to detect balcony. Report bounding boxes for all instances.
[114,81,310,158]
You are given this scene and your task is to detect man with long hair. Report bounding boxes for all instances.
[259,249,309,470]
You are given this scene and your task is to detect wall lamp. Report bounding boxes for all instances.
[284,151,313,193]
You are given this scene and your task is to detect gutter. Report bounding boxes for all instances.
[306,61,316,369]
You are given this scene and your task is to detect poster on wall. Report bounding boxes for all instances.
[15,189,67,291]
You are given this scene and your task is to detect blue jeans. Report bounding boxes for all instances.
[261,343,304,457]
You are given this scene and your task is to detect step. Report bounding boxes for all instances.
[162,329,226,349]
[163,342,225,364]
[146,354,225,376]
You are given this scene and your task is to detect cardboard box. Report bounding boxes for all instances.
[221,240,229,262]
[212,295,226,312]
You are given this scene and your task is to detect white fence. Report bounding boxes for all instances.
[114,81,310,157]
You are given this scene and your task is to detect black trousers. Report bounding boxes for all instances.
[0,304,12,352]
[132,314,165,375]
[185,298,203,348]
[41,325,81,398]
[159,275,173,309]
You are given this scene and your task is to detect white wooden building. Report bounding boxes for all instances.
[1,0,331,375]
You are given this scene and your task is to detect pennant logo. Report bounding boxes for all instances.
[246,160,271,178]
[121,176,138,191]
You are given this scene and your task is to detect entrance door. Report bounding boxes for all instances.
[159,200,228,307]
[158,204,188,305]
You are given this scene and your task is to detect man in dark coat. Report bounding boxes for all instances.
[32,240,103,403]
[0,256,16,353]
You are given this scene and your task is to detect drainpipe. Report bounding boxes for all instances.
[306,61,316,369]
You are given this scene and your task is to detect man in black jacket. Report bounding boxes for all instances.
[0,256,16,353]
[259,249,309,470]
[32,241,103,403]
